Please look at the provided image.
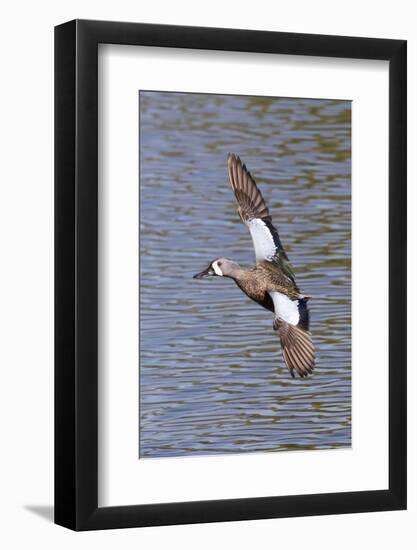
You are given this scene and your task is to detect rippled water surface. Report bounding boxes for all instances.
[139,91,351,458]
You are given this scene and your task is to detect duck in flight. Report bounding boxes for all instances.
[194,154,315,378]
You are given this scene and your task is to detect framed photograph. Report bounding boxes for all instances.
[55,19,406,530]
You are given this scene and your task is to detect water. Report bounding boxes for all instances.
[139,91,351,458]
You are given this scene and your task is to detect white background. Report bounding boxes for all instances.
[0,1,415,549]
[99,46,389,506]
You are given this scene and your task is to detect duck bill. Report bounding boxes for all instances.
[193,266,215,279]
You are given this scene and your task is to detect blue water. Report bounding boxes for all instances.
[139,91,351,458]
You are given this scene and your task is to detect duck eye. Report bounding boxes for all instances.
[218,262,222,267]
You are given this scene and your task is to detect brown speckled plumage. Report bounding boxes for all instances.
[232,261,300,312]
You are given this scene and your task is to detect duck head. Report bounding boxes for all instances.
[193,258,239,279]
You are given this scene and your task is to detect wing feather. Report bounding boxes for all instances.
[269,291,314,378]
[274,319,315,378]
[227,154,292,275]
[228,153,272,224]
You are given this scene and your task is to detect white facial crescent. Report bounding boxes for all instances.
[212,261,223,276]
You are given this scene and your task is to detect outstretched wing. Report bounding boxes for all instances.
[269,291,315,378]
[227,154,294,280]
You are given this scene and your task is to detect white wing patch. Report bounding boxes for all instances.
[269,291,299,325]
[247,218,277,262]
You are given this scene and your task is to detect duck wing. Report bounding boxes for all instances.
[227,154,294,281]
[269,291,315,378]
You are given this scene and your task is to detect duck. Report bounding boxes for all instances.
[194,154,315,378]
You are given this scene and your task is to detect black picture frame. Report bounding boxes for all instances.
[55,19,407,531]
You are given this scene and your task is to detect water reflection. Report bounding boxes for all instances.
[139,92,351,458]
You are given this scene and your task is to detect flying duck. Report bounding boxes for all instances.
[194,154,315,378]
